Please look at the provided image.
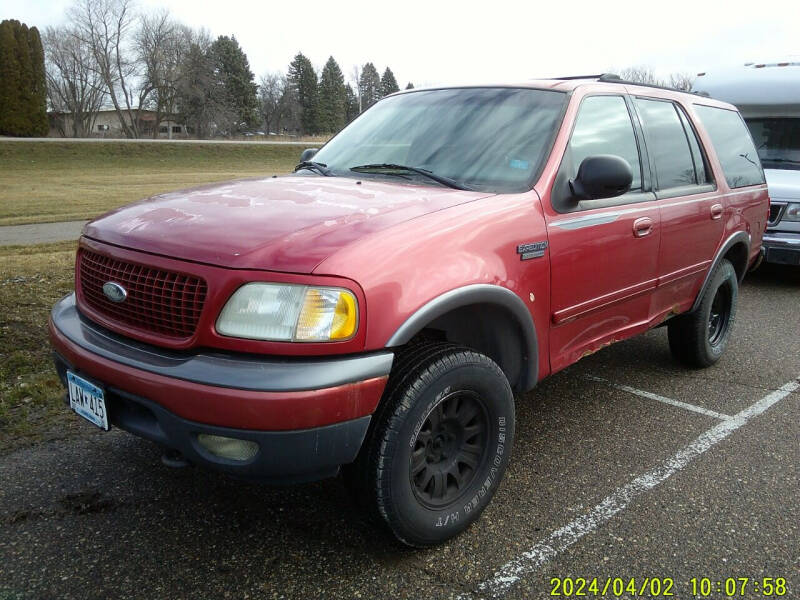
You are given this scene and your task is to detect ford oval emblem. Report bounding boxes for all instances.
[102,282,127,303]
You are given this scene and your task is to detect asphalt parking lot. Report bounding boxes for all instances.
[1,264,798,600]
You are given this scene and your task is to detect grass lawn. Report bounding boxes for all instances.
[0,241,87,454]
[0,140,319,226]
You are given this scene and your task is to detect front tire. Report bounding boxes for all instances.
[668,258,738,367]
[346,343,515,547]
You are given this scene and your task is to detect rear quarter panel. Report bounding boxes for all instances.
[684,100,770,273]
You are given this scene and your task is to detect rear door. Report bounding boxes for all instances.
[545,93,661,373]
[631,97,721,317]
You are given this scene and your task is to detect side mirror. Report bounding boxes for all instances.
[299,147,319,162]
[569,155,633,200]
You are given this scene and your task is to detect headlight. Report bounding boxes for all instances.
[783,202,800,221]
[216,283,358,342]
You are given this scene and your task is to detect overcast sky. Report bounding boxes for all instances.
[4,0,799,87]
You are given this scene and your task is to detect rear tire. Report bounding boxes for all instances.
[668,258,738,367]
[344,343,515,547]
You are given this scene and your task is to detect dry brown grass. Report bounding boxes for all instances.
[0,241,86,454]
[0,140,319,226]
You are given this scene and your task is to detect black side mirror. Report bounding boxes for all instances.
[299,148,319,162]
[569,155,633,200]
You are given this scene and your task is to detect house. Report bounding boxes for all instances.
[48,108,189,139]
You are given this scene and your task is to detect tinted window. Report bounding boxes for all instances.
[677,106,709,184]
[635,99,697,189]
[567,95,642,190]
[313,88,567,193]
[694,105,766,188]
[745,118,800,171]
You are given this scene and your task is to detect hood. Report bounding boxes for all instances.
[84,176,493,272]
[765,169,800,202]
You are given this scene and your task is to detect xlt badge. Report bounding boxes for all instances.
[517,241,548,260]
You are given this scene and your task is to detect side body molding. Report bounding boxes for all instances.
[690,230,750,313]
[385,284,539,390]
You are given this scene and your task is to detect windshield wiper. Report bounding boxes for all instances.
[349,163,472,190]
[295,161,334,176]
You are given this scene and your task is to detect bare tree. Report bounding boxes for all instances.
[68,0,150,138]
[613,65,695,92]
[258,72,291,135]
[616,65,665,86]
[350,64,362,113]
[668,72,695,92]
[136,10,188,137]
[43,25,106,137]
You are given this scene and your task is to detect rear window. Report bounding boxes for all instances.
[694,105,765,188]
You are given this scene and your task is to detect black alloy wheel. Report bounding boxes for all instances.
[668,258,738,368]
[410,390,489,508]
[707,284,732,346]
[343,342,516,547]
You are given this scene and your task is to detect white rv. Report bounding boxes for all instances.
[693,61,800,266]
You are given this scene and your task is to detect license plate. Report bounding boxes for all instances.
[767,248,800,266]
[67,371,109,431]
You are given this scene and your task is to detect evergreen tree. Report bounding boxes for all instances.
[380,67,399,97]
[358,62,381,110]
[317,56,346,133]
[26,26,48,136]
[405,82,415,90]
[0,21,21,135]
[344,83,359,123]
[209,35,259,132]
[0,20,47,136]
[287,52,319,135]
[176,33,235,139]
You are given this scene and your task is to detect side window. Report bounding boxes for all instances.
[568,95,642,191]
[635,98,697,189]
[676,107,710,184]
[694,105,766,188]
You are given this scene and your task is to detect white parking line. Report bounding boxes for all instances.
[586,375,732,420]
[460,377,800,600]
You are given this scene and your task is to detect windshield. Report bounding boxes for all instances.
[312,87,567,193]
[746,118,800,170]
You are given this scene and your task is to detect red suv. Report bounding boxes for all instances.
[50,75,768,546]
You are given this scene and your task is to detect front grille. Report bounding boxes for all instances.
[768,203,786,226]
[78,249,208,339]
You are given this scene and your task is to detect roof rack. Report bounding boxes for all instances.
[550,74,609,80]
[552,73,695,94]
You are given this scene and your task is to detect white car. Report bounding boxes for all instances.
[694,61,800,266]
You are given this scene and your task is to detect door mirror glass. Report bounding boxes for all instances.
[569,154,633,200]
[300,147,319,162]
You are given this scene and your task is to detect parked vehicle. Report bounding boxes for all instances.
[693,61,800,266]
[50,75,768,546]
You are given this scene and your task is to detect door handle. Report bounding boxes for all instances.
[633,217,653,238]
[710,203,724,220]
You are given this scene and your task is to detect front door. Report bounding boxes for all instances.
[544,94,661,373]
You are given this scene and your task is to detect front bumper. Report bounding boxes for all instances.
[49,294,393,482]
[762,232,800,266]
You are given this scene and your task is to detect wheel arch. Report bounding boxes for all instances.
[385,284,538,392]
[690,231,750,313]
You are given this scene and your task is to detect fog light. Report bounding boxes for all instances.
[197,434,259,461]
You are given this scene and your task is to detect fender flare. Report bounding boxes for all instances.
[690,230,750,313]
[385,284,539,390]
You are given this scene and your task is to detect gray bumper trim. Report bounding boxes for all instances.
[51,293,393,392]
[762,232,800,249]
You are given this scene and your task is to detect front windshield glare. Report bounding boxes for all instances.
[313,88,567,193]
